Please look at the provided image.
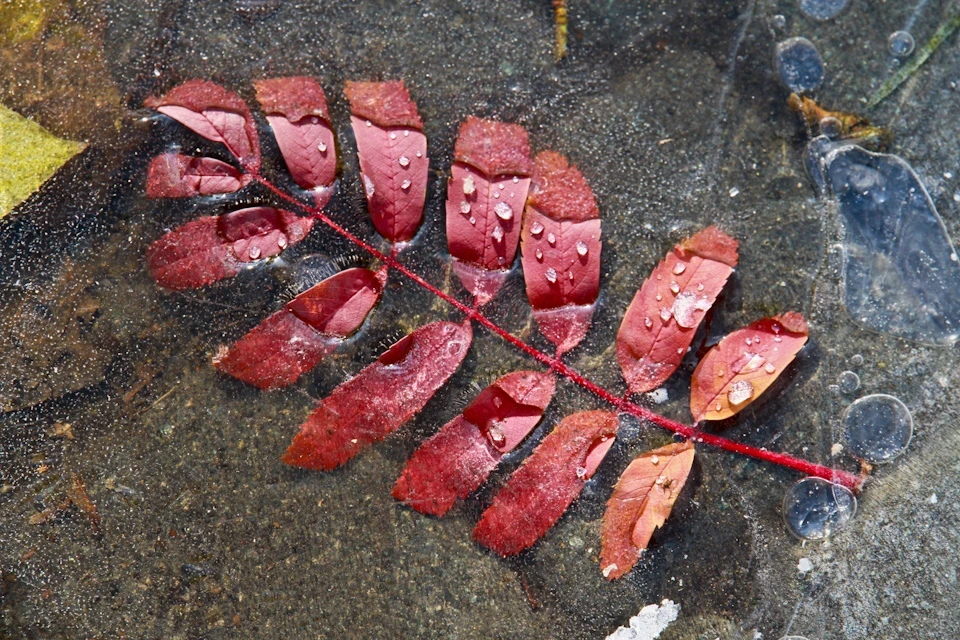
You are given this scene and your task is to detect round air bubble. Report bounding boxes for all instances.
[775,37,824,94]
[837,370,860,394]
[783,477,857,540]
[798,0,848,21]
[888,31,916,57]
[842,394,913,463]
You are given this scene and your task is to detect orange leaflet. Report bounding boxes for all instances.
[600,441,694,580]
[616,226,738,394]
[689,312,809,422]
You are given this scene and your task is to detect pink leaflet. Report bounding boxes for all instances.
[147,207,313,290]
[145,80,260,172]
[343,80,423,129]
[520,209,601,355]
[392,371,556,516]
[446,117,533,306]
[616,226,739,395]
[350,115,428,244]
[146,153,251,198]
[213,267,385,389]
[254,77,337,206]
[282,320,473,471]
[519,151,602,355]
[473,410,619,557]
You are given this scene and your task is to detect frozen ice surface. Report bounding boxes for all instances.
[775,37,824,94]
[605,599,680,640]
[810,141,960,345]
[842,393,913,463]
[783,477,857,540]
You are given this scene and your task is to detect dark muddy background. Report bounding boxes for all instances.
[2,0,959,638]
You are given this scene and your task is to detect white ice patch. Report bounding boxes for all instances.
[797,557,813,573]
[605,599,680,640]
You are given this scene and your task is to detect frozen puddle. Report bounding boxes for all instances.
[808,138,960,345]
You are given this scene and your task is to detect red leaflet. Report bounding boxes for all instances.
[345,81,427,244]
[445,117,533,305]
[520,151,601,355]
[689,312,809,422]
[473,410,619,557]
[146,80,260,172]
[283,320,473,471]
[392,371,555,516]
[600,441,695,580]
[254,77,337,207]
[213,267,386,389]
[146,153,251,198]
[147,207,313,290]
[617,226,739,394]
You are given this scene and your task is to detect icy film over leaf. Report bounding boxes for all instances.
[617,226,738,394]
[393,371,555,516]
[600,441,695,580]
[520,151,601,355]
[283,321,472,471]
[146,153,251,198]
[213,267,385,389]
[146,80,260,171]
[690,312,809,422]
[446,116,533,305]
[473,410,618,556]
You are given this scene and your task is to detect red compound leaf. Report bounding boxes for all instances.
[146,153,251,198]
[392,370,555,516]
[146,80,260,172]
[283,320,473,471]
[600,441,695,580]
[254,77,337,207]
[446,117,532,306]
[147,207,313,290]
[345,81,427,244]
[520,151,601,355]
[473,410,618,557]
[213,267,386,389]
[616,226,739,395]
[690,312,809,422]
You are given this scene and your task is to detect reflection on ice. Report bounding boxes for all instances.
[807,138,960,345]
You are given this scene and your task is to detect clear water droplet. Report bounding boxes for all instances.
[492,226,504,242]
[575,466,587,479]
[659,307,672,321]
[545,268,558,283]
[727,379,754,405]
[644,317,653,328]
[837,370,860,394]
[697,283,704,291]
[277,236,287,249]
[389,132,397,140]
[493,192,500,199]
[547,232,556,245]
[363,175,375,197]
[462,175,475,195]
[365,120,372,127]
[317,141,327,153]
[670,282,680,294]
[676,348,683,354]
[469,216,476,225]
[249,246,261,260]
[530,221,544,236]
[888,30,915,58]
[764,362,776,374]
[656,293,662,301]
[650,455,659,465]
[672,292,701,328]
[535,248,543,260]
[783,477,857,541]
[576,241,588,256]
[460,201,471,214]
[673,263,686,275]
[398,155,410,167]
[415,150,422,158]
[513,176,519,183]
[404,130,409,137]
[842,394,912,463]
[494,202,513,220]
[401,179,411,190]
[715,402,722,411]
[498,183,505,190]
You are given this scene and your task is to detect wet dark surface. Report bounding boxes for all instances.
[2,1,960,638]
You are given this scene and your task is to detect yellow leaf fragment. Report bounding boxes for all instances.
[0,104,85,218]
[600,441,695,580]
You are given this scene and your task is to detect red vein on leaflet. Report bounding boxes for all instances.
[260,175,864,492]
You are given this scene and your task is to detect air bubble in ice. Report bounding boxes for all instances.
[888,30,915,57]
[798,0,848,21]
[782,477,857,540]
[837,370,860,394]
[775,37,824,94]
[842,394,912,463]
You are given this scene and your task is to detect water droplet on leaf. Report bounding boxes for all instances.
[545,268,558,283]
[727,379,754,405]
